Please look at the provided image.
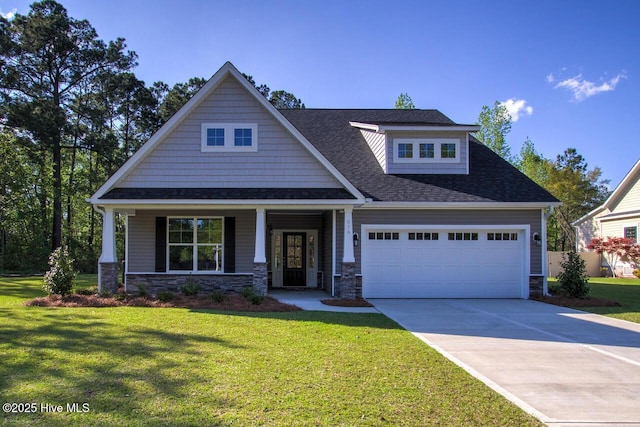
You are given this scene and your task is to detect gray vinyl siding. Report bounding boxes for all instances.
[127,209,255,273]
[359,129,387,172]
[342,208,543,274]
[387,131,468,175]
[119,76,342,189]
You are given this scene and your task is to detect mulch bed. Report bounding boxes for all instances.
[531,294,621,308]
[25,294,301,312]
[321,298,374,307]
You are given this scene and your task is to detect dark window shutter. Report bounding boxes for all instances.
[224,217,235,273]
[155,217,167,272]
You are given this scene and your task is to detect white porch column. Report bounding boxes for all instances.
[98,207,118,293]
[100,207,117,263]
[343,206,355,263]
[254,208,266,263]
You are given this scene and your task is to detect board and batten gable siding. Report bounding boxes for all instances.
[118,77,342,189]
[611,174,640,213]
[359,129,387,172]
[386,131,468,175]
[127,210,255,273]
[335,209,543,274]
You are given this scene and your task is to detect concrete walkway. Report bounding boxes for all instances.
[373,299,640,426]
[269,290,378,313]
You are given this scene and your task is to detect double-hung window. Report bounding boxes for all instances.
[394,139,459,163]
[624,226,637,243]
[168,217,223,272]
[201,123,258,152]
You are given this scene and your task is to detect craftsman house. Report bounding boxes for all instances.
[89,62,559,299]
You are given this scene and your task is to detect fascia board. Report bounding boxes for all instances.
[358,201,561,210]
[90,201,362,210]
[349,122,480,133]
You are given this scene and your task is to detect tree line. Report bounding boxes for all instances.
[0,0,304,272]
[0,1,610,272]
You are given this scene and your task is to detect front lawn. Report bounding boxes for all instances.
[0,275,541,426]
[549,277,640,323]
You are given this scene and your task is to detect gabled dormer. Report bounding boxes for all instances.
[350,120,480,175]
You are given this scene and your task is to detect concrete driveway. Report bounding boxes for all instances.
[373,299,640,426]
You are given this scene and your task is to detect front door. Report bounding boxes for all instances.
[283,232,306,286]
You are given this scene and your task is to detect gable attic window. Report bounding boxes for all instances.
[393,139,459,163]
[201,123,258,152]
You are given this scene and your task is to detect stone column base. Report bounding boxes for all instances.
[253,262,268,296]
[99,262,119,293]
[336,262,356,299]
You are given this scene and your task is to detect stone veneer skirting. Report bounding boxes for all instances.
[99,262,119,293]
[529,275,544,295]
[126,273,253,296]
[335,262,357,299]
[252,263,267,296]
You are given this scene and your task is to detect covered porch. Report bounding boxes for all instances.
[96,205,359,299]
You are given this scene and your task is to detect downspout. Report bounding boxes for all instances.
[542,205,555,296]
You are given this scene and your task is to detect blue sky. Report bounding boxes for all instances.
[2,0,639,188]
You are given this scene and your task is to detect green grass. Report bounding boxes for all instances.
[0,276,541,426]
[549,276,640,323]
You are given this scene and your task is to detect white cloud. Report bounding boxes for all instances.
[1,8,16,20]
[500,98,533,122]
[550,72,627,102]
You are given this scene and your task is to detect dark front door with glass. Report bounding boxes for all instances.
[283,232,306,286]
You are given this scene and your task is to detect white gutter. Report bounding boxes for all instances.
[358,201,561,210]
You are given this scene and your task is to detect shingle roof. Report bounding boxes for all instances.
[280,109,559,204]
[100,187,356,200]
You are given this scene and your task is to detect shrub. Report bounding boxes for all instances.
[43,247,77,296]
[240,287,264,305]
[98,290,113,298]
[137,285,149,298]
[209,291,226,303]
[556,251,589,298]
[634,269,640,279]
[181,279,200,296]
[76,286,98,295]
[114,292,128,302]
[157,291,174,302]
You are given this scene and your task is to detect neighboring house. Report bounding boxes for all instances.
[89,62,559,299]
[574,159,640,277]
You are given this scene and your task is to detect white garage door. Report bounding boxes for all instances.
[362,227,527,298]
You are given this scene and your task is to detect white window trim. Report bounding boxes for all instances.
[201,123,258,152]
[167,216,225,273]
[393,138,459,163]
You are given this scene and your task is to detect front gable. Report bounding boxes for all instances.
[90,62,363,204]
[118,76,342,189]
